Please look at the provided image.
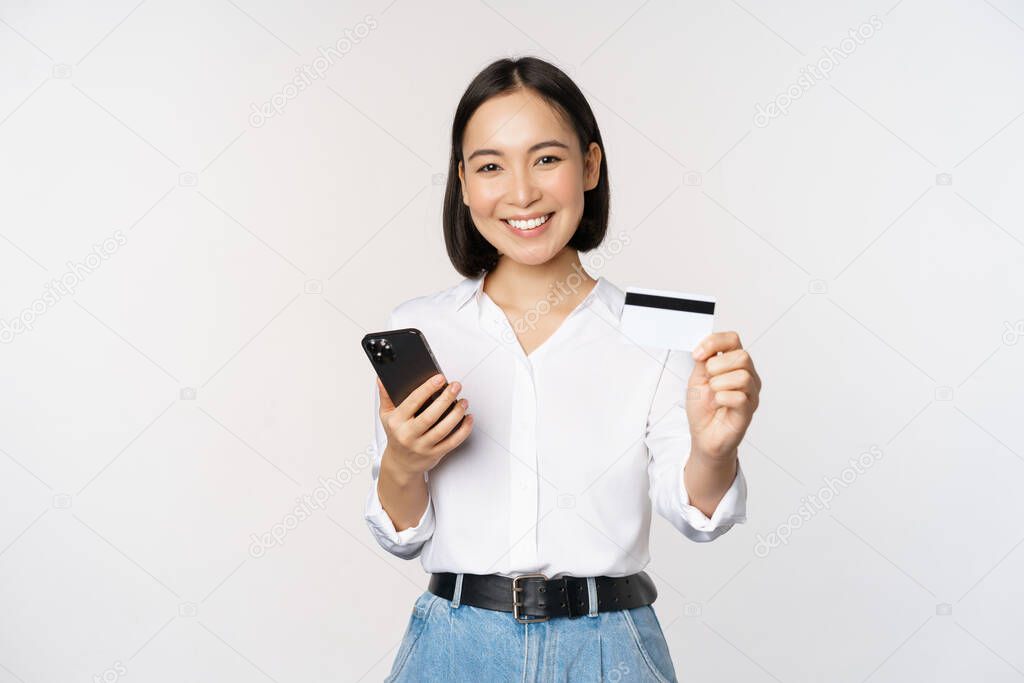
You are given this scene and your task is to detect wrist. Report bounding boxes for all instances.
[382,448,421,488]
[687,447,738,473]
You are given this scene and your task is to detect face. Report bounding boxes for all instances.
[457,89,601,266]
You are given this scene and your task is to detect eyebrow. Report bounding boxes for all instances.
[466,139,570,162]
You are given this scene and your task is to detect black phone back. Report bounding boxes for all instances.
[362,327,442,408]
[361,328,463,430]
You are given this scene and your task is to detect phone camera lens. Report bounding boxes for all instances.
[366,337,395,363]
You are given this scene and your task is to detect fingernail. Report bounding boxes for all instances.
[692,345,704,360]
[434,375,444,385]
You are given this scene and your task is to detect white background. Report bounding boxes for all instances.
[1,0,1023,681]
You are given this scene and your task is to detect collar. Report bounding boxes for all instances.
[452,273,624,319]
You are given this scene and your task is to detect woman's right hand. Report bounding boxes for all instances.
[377,373,473,479]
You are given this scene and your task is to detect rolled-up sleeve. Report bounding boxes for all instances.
[363,309,436,559]
[645,349,748,543]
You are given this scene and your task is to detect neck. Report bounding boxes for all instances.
[483,250,596,312]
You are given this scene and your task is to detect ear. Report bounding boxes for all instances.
[583,142,602,191]
[458,160,469,206]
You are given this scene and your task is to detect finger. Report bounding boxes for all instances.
[693,331,742,361]
[713,389,751,410]
[706,349,757,380]
[412,380,464,434]
[396,373,447,420]
[422,396,470,448]
[708,368,757,395]
[377,377,396,412]
[687,352,709,387]
[426,410,474,457]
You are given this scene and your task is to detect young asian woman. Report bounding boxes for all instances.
[365,56,762,683]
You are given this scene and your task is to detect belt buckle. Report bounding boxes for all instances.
[512,572,550,624]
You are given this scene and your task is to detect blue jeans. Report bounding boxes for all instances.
[384,585,679,682]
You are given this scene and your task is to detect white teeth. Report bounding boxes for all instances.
[505,213,551,230]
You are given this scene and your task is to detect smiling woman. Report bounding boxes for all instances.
[443,60,610,278]
[367,55,758,683]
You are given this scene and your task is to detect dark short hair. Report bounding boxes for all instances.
[443,56,610,278]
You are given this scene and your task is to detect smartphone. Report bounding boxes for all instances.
[361,327,466,432]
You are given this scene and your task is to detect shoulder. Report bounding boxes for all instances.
[593,275,626,322]
[386,276,475,326]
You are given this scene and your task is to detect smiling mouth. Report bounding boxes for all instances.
[501,213,554,231]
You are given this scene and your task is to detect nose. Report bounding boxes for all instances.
[508,167,541,207]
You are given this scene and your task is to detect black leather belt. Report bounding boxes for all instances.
[428,571,657,623]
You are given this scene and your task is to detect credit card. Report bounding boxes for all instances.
[620,286,716,351]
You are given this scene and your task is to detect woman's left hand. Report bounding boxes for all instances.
[685,331,761,461]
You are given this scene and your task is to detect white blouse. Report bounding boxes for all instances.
[364,273,748,578]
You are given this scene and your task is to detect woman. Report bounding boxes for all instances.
[365,56,761,682]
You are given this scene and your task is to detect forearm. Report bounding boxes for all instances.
[377,447,430,532]
[683,448,738,518]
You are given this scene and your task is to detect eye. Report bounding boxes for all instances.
[537,155,561,165]
[477,163,500,173]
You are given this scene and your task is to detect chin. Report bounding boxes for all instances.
[505,245,563,264]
